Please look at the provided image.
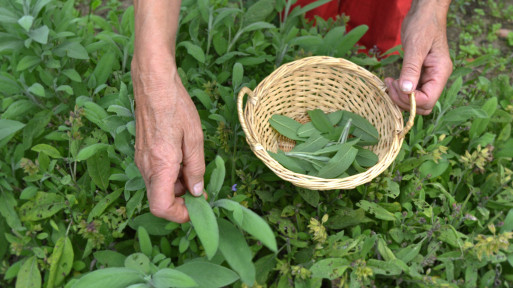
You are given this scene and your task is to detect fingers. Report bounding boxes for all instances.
[181,120,206,197]
[147,167,190,223]
[385,78,432,115]
[398,39,429,95]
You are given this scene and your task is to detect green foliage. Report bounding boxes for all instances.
[0,0,513,287]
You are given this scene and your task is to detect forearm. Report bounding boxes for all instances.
[133,0,181,67]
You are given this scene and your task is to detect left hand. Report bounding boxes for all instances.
[385,0,453,115]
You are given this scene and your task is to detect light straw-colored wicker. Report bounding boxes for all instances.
[237,56,415,190]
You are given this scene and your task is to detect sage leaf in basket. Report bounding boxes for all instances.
[269,114,303,141]
[355,147,379,167]
[308,109,334,134]
[317,143,358,178]
[327,110,344,125]
[339,111,379,145]
[291,131,330,153]
[297,122,317,138]
[268,150,306,174]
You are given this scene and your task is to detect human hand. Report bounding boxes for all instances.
[132,57,205,223]
[385,0,453,115]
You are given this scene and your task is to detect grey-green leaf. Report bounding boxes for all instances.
[218,219,256,286]
[87,150,110,190]
[16,256,41,288]
[47,236,74,288]
[238,206,277,252]
[355,147,379,167]
[152,268,198,288]
[339,111,379,145]
[76,143,109,161]
[296,122,317,138]
[0,119,25,142]
[269,114,303,140]
[184,194,219,259]
[268,150,306,174]
[308,109,334,133]
[317,143,358,178]
[71,268,144,288]
[175,262,239,288]
[291,132,329,153]
[19,192,66,221]
[213,199,244,225]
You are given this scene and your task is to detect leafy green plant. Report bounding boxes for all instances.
[1,0,513,287]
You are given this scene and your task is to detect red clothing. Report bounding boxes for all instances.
[292,0,412,54]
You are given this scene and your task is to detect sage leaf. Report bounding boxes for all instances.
[93,250,126,268]
[309,258,350,280]
[124,253,150,274]
[377,237,396,261]
[152,268,198,288]
[338,118,352,143]
[16,256,41,288]
[213,199,244,225]
[284,152,331,162]
[327,110,344,125]
[308,109,334,133]
[207,155,225,197]
[175,262,239,288]
[86,150,110,190]
[47,237,73,288]
[357,200,397,221]
[339,112,379,145]
[137,226,152,258]
[355,147,379,167]
[129,213,173,236]
[268,150,306,174]
[297,122,317,138]
[71,268,144,288]
[218,219,256,286]
[269,114,303,140]
[396,242,422,263]
[31,144,62,158]
[317,143,358,178]
[352,160,367,173]
[19,192,66,221]
[87,188,122,222]
[0,119,25,142]
[184,194,219,259]
[291,132,330,153]
[238,206,277,252]
[76,143,109,161]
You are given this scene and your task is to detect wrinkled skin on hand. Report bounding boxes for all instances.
[386,0,453,115]
[132,58,205,223]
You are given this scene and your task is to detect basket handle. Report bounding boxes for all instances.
[399,92,416,138]
[237,87,258,144]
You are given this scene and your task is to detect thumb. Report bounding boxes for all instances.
[399,45,428,94]
[182,127,205,197]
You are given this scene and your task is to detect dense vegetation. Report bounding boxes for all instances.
[1,0,512,287]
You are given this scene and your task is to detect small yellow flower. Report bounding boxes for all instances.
[308,216,327,244]
[473,230,513,261]
[354,259,373,281]
[291,265,311,280]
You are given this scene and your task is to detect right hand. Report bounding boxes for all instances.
[132,57,205,223]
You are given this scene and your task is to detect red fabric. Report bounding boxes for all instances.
[291,0,412,54]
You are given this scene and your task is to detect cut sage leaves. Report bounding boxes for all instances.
[268,109,380,178]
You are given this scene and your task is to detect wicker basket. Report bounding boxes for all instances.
[237,56,415,190]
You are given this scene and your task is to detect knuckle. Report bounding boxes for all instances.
[402,62,422,75]
[149,205,169,219]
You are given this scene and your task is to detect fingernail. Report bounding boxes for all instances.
[193,182,203,196]
[401,81,413,92]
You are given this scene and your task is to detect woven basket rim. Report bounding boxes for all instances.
[237,56,415,190]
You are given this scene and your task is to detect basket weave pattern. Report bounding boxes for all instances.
[237,56,415,190]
